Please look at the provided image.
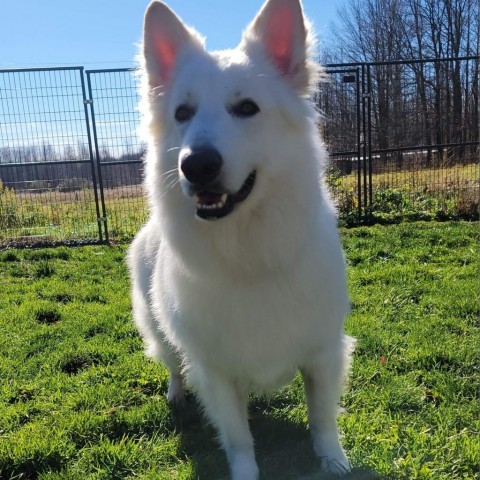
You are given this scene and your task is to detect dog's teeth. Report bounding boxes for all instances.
[196,196,227,211]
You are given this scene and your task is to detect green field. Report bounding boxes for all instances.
[0,222,478,479]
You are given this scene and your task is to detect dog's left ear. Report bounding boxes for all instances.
[242,0,318,94]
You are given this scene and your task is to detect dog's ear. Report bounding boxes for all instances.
[242,0,318,93]
[143,1,204,86]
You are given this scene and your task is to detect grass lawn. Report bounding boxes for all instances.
[0,221,478,479]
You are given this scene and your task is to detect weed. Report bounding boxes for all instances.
[0,250,19,262]
[60,352,99,374]
[35,308,61,325]
[33,260,56,279]
[325,162,479,225]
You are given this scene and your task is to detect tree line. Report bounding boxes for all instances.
[0,143,145,191]
[317,0,479,167]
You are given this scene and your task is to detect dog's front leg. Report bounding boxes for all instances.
[301,351,351,475]
[191,369,258,480]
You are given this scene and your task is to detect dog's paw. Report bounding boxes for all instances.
[319,456,351,476]
[166,373,186,404]
[313,432,351,476]
[229,451,259,480]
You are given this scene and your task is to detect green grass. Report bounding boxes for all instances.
[0,222,478,479]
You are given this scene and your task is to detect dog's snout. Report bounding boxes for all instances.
[181,147,223,185]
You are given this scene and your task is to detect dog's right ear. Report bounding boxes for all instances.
[241,0,319,94]
[143,1,204,86]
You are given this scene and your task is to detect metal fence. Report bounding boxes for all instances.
[0,67,104,246]
[86,69,147,241]
[319,57,479,222]
[0,57,478,247]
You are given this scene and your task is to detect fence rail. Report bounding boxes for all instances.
[0,57,478,247]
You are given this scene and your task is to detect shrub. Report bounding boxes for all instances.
[0,180,20,229]
[0,180,50,231]
[373,188,411,214]
[57,178,91,192]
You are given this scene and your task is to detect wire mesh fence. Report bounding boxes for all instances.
[86,69,146,241]
[318,68,363,218]
[365,59,479,222]
[0,58,478,247]
[0,67,102,246]
[317,57,479,223]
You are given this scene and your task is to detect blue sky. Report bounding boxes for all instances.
[1,0,344,69]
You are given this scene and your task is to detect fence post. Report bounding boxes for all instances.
[85,71,109,243]
[366,63,373,217]
[361,64,369,218]
[79,68,105,243]
[355,67,362,218]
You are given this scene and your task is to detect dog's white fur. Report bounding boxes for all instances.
[127,1,355,478]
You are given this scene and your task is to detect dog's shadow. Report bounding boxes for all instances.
[171,396,384,480]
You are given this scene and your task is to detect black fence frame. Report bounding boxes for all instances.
[0,57,478,247]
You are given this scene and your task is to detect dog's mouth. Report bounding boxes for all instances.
[195,171,256,220]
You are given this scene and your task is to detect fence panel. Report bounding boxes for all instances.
[86,69,147,241]
[318,68,363,218]
[365,58,479,220]
[319,57,479,222]
[0,67,102,247]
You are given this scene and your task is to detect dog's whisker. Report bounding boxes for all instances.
[156,180,179,201]
[159,169,179,187]
[159,168,180,192]
[160,167,178,178]
[165,178,179,190]
[162,172,177,182]
[164,172,176,181]
[162,177,178,191]
[149,85,166,99]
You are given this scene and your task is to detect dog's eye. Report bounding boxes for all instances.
[231,99,260,118]
[175,104,195,122]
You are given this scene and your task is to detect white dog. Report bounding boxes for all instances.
[127,0,355,478]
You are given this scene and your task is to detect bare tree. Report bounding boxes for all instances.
[321,0,479,164]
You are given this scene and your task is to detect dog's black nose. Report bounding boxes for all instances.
[181,147,223,185]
